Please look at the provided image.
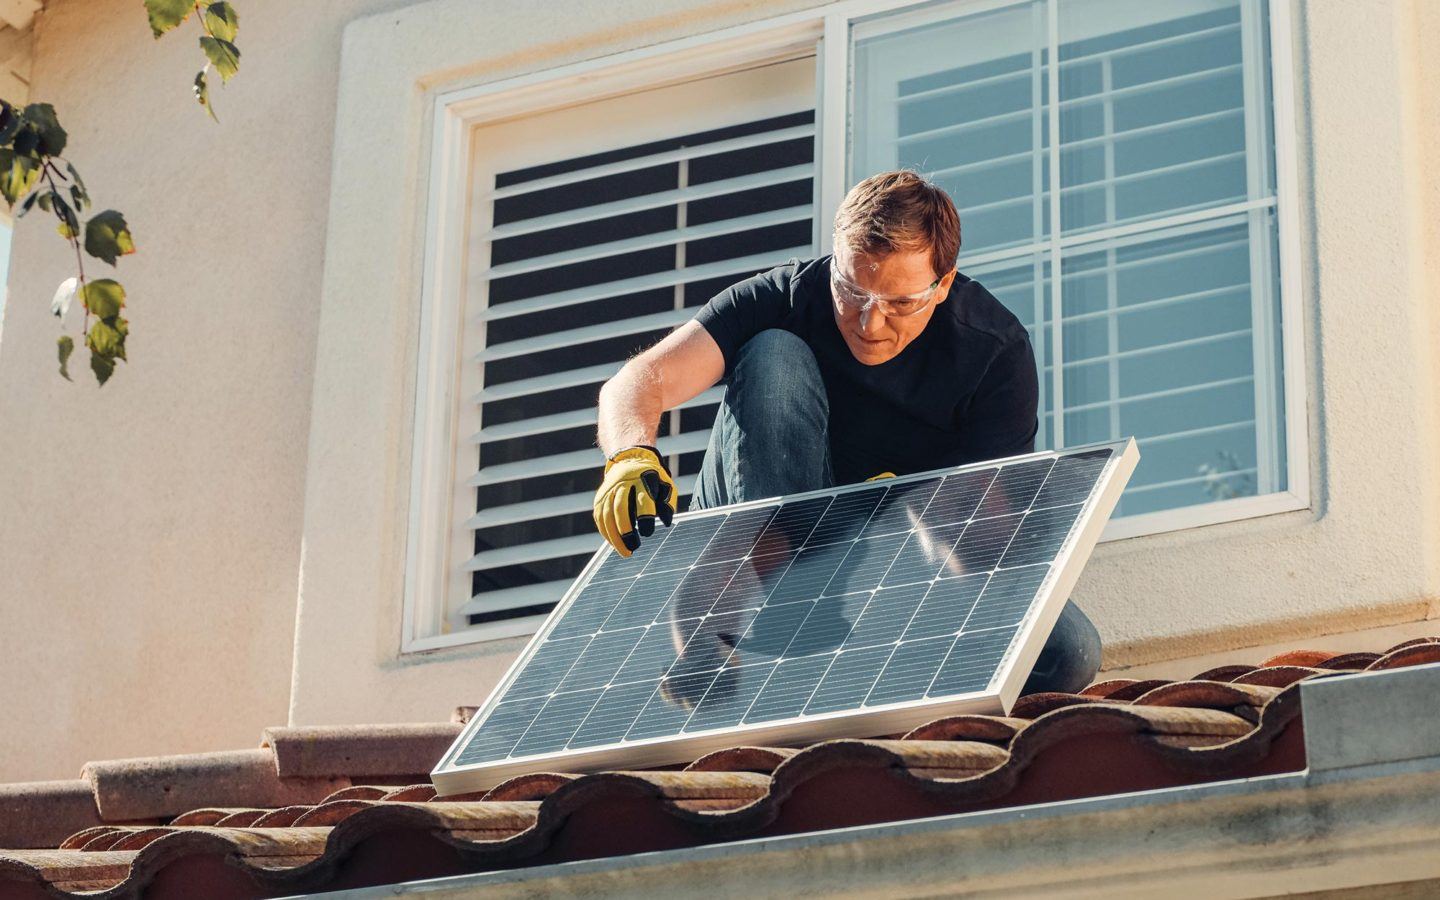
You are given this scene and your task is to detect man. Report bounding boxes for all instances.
[591,170,1101,695]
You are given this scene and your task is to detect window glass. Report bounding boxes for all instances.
[851,0,1286,518]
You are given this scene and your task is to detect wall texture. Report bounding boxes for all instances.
[0,0,414,782]
[1,0,1436,781]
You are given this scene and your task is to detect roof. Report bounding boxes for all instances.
[1,637,1437,898]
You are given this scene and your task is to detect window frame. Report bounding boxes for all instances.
[401,0,1308,653]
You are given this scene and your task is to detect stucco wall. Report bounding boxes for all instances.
[287,0,1440,732]
[0,0,1436,782]
[0,0,416,782]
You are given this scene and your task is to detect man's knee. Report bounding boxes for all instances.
[1023,602,1103,695]
[731,329,827,419]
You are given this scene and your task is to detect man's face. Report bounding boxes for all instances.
[829,246,957,365]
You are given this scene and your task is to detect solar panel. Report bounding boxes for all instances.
[433,439,1138,794]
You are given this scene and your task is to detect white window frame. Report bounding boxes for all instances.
[401,0,1308,653]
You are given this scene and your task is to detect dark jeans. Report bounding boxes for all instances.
[689,329,1102,696]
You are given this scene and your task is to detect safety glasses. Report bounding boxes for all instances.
[829,258,952,318]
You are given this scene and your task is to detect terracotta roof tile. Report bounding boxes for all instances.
[0,780,106,850]
[82,748,347,821]
[0,635,1435,898]
[900,714,1026,743]
[262,723,462,778]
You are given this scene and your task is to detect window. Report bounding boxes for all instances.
[406,0,1302,647]
[449,58,818,637]
[851,0,1293,526]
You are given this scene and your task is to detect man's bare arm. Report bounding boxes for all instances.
[597,319,725,456]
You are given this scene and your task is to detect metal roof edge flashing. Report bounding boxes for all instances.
[1299,660,1440,772]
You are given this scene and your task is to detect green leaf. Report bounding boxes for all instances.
[16,188,39,218]
[0,100,18,144]
[84,210,136,266]
[21,103,66,156]
[53,194,79,240]
[57,335,74,381]
[10,127,37,156]
[82,279,126,318]
[89,350,115,385]
[193,67,219,122]
[113,315,130,362]
[144,0,195,38]
[199,35,240,82]
[0,148,41,207]
[70,184,85,211]
[64,161,87,195]
[37,190,52,211]
[86,319,123,356]
[203,2,238,41]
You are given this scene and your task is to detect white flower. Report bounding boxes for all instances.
[50,277,79,321]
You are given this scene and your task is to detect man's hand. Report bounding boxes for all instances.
[593,446,676,557]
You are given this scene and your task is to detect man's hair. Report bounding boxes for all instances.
[831,169,961,280]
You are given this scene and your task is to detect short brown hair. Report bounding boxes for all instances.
[832,169,961,280]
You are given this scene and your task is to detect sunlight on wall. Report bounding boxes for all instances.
[0,221,10,344]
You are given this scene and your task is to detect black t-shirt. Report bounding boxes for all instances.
[695,254,1039,485]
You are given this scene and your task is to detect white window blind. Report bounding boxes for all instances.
[851,0,1286,519]
[461,71,817,626]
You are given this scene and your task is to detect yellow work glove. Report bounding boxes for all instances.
[866,471,897,481]
[593,445,677,557]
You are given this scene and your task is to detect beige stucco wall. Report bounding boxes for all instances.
[287,0,1440,734]
[0,0,1436,782]
[0,0,415,782]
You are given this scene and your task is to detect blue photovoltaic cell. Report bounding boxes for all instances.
[451,445,1119,770]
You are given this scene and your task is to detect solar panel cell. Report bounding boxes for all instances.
[656,558,745,622]
[627,671,718,740]
[947,513,1024,574]
[684,663,776,732]
[743,653,834,724]
[921,467,999,525]
[865,636,957,707]
[454,699,544,765]
[1032,448,1112,509]
[961,565,1052,631]
[612,622,689,685]
[842,582,928,649]
[767,542,851,605]
[699,505,779,563]
[641,515,724,573]
[554,627,647,693]
[547,576,636,640]
[823,531,908,595]
[510,689,603,757]
[785,595,863,656]
[881,522,968,586]
[505,635,591,700]
[567,680,657,749]
[998,504,1084,568]
[806,490,884,546]
[752,495,832,557]
[928,627,1020,696]
[900,573,988,642]
[712,552,790,610]
[803,645,893,715]
[858,477,942,538]
[975,458,1055,519]
[601,567,687,630]
[728,599,813,660]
